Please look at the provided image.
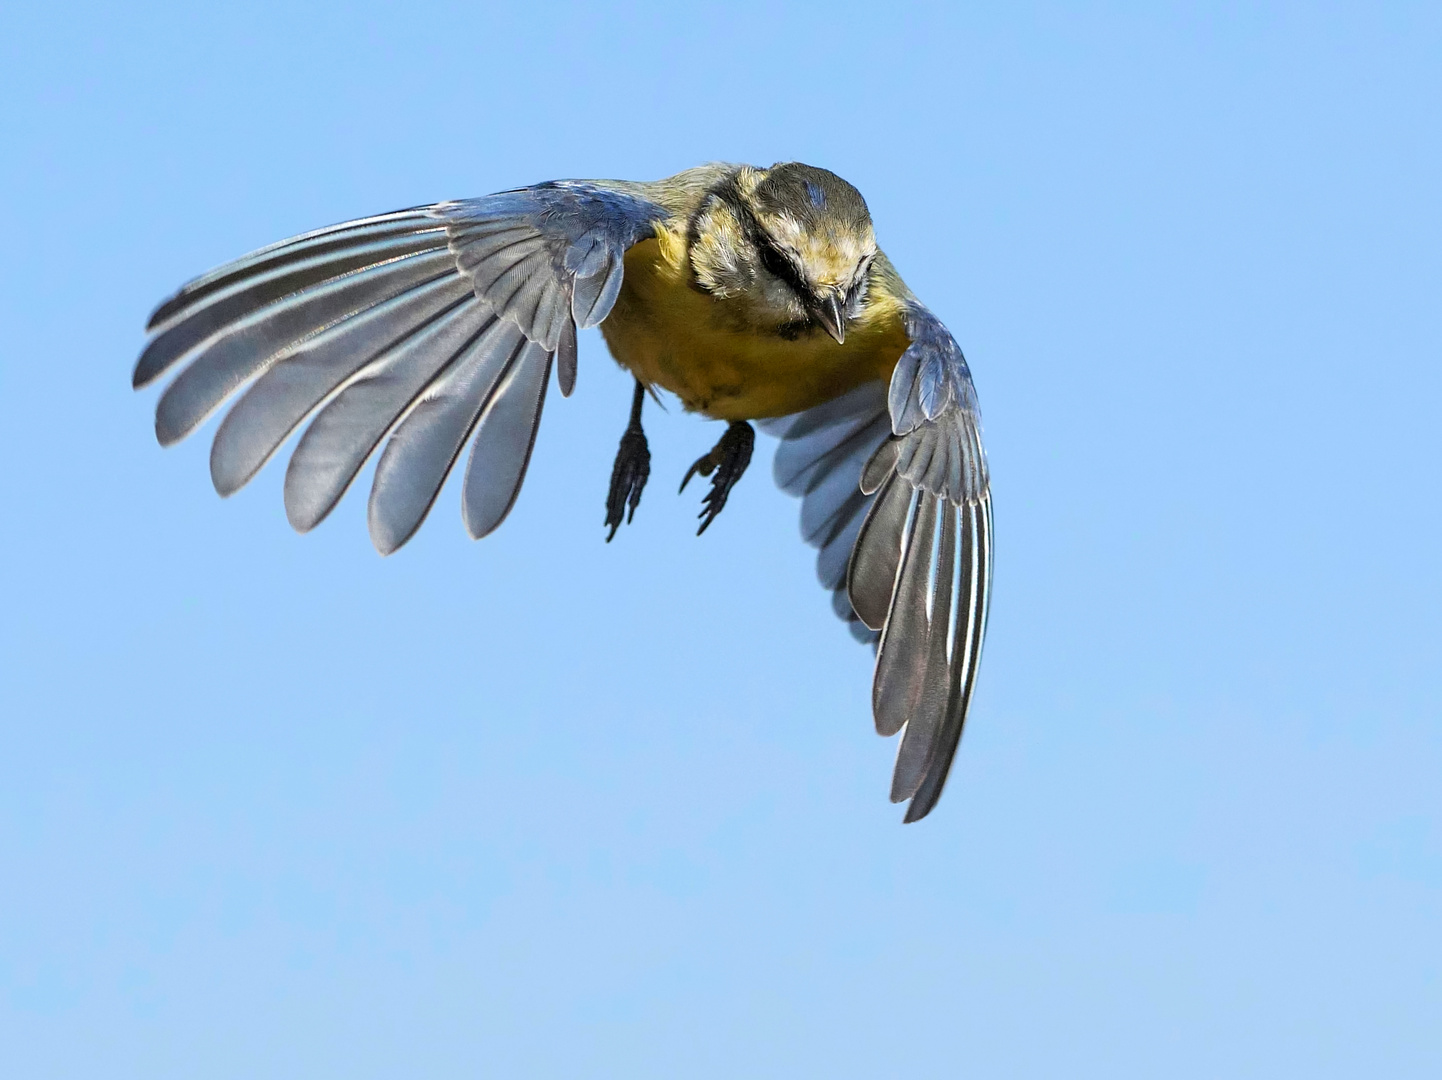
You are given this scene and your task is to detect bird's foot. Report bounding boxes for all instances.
[605,380,652,542]
[605,426,650,542]
[680,421,754,535]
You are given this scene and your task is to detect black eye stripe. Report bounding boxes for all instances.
[713,171,814,300]
[758,241,810,297]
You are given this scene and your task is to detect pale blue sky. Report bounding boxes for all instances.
[2,2,1439,1076]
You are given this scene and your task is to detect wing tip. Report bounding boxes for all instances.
[556,323,577,397]
[368,522,410,557]
[153,410,184,448]
[901,797,936,824]
[133,337,176,391]
[145,292,185,335]
[889,772,922,806]
[283,496,324,536]
[462,495,520,541]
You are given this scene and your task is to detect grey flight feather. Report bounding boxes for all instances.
[137,211,446,385]
[283,301,499,535]
[904,497,992,822]
[889,496,956,800]
[143,208,437,336]
[134,181,667,556]
[366,318,528,555]
[210,274,476,498]
[154,248,458,446]
[866,301,991,821]
[769,299,991,821]
[765,380,891,645]
[461,338,552,540]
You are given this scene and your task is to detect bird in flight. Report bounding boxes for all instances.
[132,162,992,822]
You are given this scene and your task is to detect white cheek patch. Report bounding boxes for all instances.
[691,203,752,297]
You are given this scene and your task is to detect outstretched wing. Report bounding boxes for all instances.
[768,295,991,823]
[134,182,667,552]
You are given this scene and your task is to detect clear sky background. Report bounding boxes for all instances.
[2,2,1439,1076]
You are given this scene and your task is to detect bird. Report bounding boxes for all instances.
[132,161,992,822]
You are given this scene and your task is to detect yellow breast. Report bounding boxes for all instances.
[598,238,910,421]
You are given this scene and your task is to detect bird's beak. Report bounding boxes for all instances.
[813,292,846,344]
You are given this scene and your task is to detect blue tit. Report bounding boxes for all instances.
[133,161,991,822]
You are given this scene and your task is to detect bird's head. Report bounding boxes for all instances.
[686,163,878,343]
[744,163,877,343]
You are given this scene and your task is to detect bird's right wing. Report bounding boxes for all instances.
[133,181,667,553]
[768,291,991,823]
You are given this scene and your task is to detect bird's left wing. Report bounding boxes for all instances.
[768,290,991,822]
[134,182,667,552]
[764,381,893,644]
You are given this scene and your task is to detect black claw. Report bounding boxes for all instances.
[605,381,651,542]
[605,431,649,541]
[680,421,754,535]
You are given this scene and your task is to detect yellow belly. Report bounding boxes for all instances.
[598,239,910,421]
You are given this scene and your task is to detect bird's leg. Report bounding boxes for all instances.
[680,421,755,535]
[605,380,651,542]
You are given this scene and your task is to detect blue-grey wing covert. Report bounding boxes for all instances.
[134,182,667,553]
[769,300,991,822]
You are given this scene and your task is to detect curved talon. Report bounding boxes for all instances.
[678,453,716,493]
[682,421,754,535]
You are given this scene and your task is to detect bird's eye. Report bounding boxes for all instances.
[758,242,808,297]
[845,256,876,313]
